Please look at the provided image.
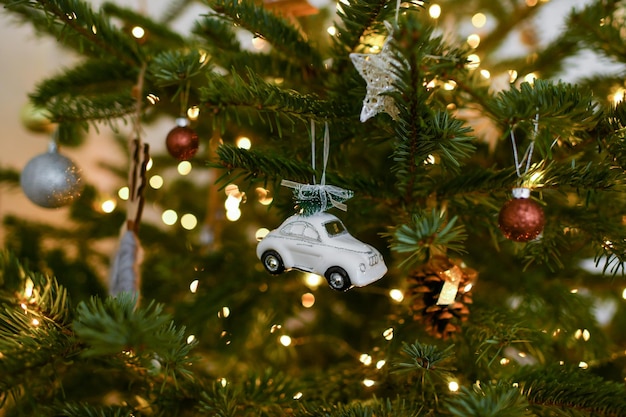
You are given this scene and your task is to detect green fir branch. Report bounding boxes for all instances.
[199,69,350,129]
[193,15,241,53]
[516,365,626,416]
[2,0,143,66]
[390,19,475,197]
[463,309,538,370]
[149,49,210,87]
[30,58,138,124]
[390,209,468,268]
[215,144,393,202]
[0,252,75,400]
[296,397,426,417]
[101,2,187,48]
[205,0,324,72]
[73,293,190,359]
[490,80,599,157]
[444,382,532,417]
[392,341,456,375]
[566,0,626,64]
[45,403,140,417]
[392,341,456,404]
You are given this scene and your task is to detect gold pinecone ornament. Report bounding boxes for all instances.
[407,256,477,339]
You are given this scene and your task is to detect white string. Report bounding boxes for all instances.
[310,119,316,184]
[510,110,540,178]
[321,122,330,186]
[395,0,401,24]
[510,129,522,178]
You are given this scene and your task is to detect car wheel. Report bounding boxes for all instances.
[261,250,285,275]
[325,267,351,291]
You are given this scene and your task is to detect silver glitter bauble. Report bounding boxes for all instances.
[20,142,83,208]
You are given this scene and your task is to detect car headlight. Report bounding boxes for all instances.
[359,263,366,272]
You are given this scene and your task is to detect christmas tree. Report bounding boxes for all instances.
[2,0,626,415]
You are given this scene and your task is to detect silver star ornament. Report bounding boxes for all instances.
[350,22,401,122]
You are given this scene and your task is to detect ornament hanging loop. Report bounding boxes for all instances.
[509,108,539,185]
[281,120,353,215]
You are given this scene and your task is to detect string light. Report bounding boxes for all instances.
[359,354,373,365]
[279,335,292,346]
[91,25,97,35]
[448,380,460,392]
[382,327,394,340]
[500,358,510,365]
[304,273,323,289]
[524,72,538,84]
[177,161,192,176]
[621,288,626,299]
[252,37,268,51]
[149,175,163,189]
[219,378,228,387]
[376,360,386,369]
[466,54,480,69]
[443,80,457,90]
[186,335,196,344]
[101,199,116,213]
[508,70,518,83]
[181,213,198,230]
[362,379,375,387]
[226,207,241,221]
[467,34,481,48]
[224,184,245,221]
[118,186,129,200]
[187,106,200,120]
[24,278,34,298]
[255,228,270,241]
[429,4,441,19]
[146,94,160,105]
[31,318,40,326]
[611,88,625,104]
[218,306,230,318]
[528,170,544,185]
[575,328,591,341]
[389,289,404,302]
[255,188,273,205]
[579,361,589,369]
[189,279,199,293]
[293,392,303,400]
[162,209,178,226]
[472,13,487,28]
[131,26,145,39]
[327,26,337,36]
[236,136,252,149]
[270,324,282,333]
[301,293,315,308]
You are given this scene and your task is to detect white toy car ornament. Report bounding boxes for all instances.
[256,212,387,291]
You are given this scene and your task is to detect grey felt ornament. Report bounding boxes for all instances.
[108,139,149,300]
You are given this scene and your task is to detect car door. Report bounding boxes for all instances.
[288,222,322,271]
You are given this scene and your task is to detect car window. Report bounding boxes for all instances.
[281,222,305,236]
[303,225,320,241]
[324,220,347,237]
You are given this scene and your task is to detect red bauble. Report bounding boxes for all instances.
[498,196,545,242]
[166,125,199,161]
